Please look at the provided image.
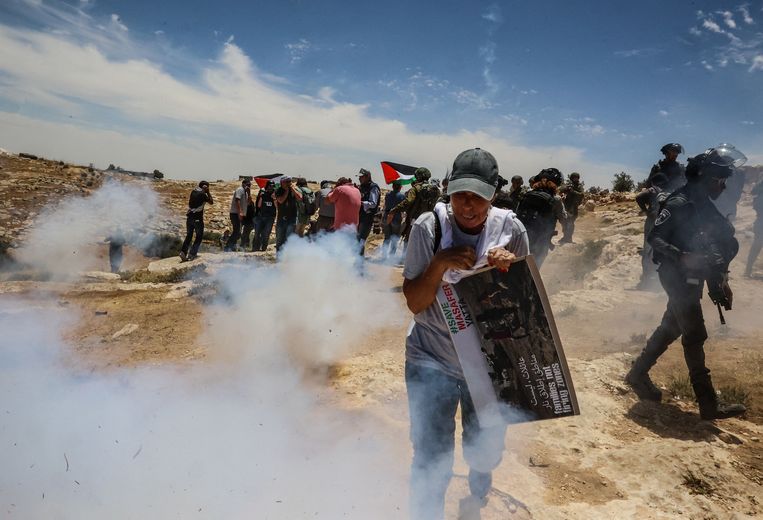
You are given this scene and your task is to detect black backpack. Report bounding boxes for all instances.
[515,190,555,237]
[302,189,317,216]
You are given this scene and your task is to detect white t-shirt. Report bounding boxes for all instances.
[229,186,248,214]
[402,206,529,379]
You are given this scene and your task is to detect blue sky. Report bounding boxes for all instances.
[0,0,761,186]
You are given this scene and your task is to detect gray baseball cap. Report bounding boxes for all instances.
[447,148,499,200]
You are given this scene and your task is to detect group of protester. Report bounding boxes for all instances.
[178,159,589,266]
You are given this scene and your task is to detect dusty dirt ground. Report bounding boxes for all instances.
[1,152,762,519]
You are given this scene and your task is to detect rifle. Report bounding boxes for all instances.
[697,230,732,325]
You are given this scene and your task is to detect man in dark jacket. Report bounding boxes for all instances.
[180,180,213,261]
[253,181,277,251]
[357,168,381,256]
[274,176,303,252]
[626,145,747,420]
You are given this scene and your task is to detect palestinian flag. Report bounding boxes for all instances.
[253,173,285,189]
[381,161,418,185]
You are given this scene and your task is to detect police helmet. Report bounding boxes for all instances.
[685,143,747,180]
[414,167,431,181]
[538,168,563,186]
[660,143,684,155]
[569,172,581,180]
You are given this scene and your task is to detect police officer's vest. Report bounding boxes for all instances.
[358,181,380,223]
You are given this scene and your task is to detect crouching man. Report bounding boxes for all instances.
[402,148,529,519]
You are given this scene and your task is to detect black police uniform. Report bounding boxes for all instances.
[648,159,686,193]
[629,182,740,417]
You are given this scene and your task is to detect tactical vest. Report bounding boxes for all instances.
[516,190,555,238]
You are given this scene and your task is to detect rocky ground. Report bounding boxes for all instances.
[1,150,762,519]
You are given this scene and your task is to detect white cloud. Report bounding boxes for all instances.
[703,19,724,33]
[482,3,503,24]
[741,120,755,125]
[0,17,631,186]
[110,13,128,32]
[719,10,737,29]
[659,110,669,117]
[614,48,660,58]
[691,8,763,73]
[750,54,763,71]
[285,38,311,64]
[573,123,606,137]
[501,114,528,126]
[739,5,754,24]
[453,88,495,109]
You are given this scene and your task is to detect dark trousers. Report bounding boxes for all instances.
[406,362,505,520]
[357,215,374,256]
[253,215,275,251]
[108,243,123,273]
[181,215,204,257]
[636,266,714,404]
[225,213,242,251]
[561,212,577,242]
[240,220,254,250]
[275,218,296,251]
[382,222,403,258]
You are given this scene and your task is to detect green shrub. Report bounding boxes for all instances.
[667,373,694,400]
[717,384,751,408]
[612,172,635,192]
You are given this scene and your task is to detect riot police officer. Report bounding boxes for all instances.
[515,168,567,267]
[647,142,686,193]
[626,144,747,420]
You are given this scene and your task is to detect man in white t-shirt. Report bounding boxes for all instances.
[402,148,528,519]
[224,179,251,252]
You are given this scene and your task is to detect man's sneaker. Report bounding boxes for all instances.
[179,251,187,262]
[700,402,746,420]
[625,367,662,402]
[457,495,488,520]
[187,254,198,261]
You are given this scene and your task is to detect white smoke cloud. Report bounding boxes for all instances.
[14,180,161,278]
[0,233,410,518]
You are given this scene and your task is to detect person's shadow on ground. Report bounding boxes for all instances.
[626,400,724,442]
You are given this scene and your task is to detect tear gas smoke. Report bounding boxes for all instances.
[14,180,161,278]
[1,232,409,518]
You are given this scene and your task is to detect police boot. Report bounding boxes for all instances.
[625,356,662,402]
[693,377,746,420]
